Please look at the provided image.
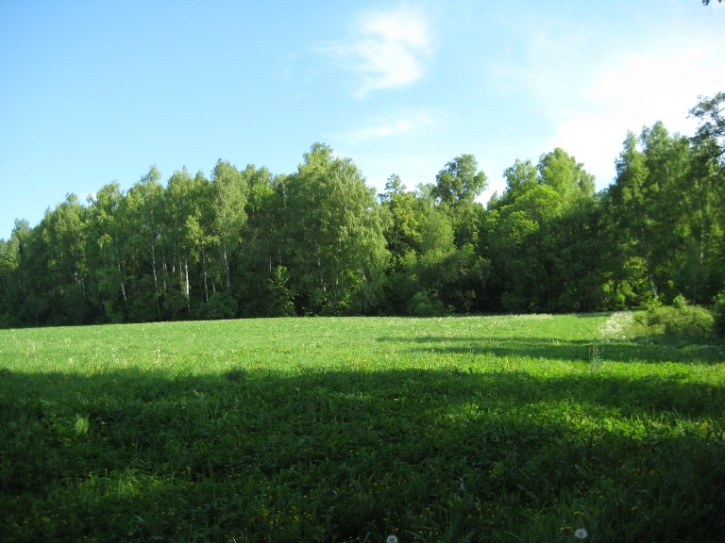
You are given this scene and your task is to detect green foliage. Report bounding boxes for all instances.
[690,91,725,164]
[379,175,424,273]
[281,143,389,315]
[432,153,487,207]
[407,289,451,316]
[201,291,237,320]
[538,147,596,201]
[1,94,725,327]
[604,121,713,306]
[636,296,715,339]
[1,315,724,542]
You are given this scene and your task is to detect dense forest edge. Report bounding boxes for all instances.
[1,92,724,330]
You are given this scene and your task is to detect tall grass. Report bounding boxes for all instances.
[1,314,723,542]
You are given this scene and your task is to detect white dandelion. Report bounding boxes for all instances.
[386,536,399,543]
[574,528,588,539]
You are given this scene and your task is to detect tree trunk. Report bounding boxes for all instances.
[115,242,127,303]
[201,244,209,303]
[222,241,231,290]
[184,257,191,315]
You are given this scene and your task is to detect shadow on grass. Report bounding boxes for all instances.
[1,366,724,542]
[377,334,725,364]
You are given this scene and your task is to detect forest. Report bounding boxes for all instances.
[0,93,723,328]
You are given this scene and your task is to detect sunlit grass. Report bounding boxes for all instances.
[1,314,723,542]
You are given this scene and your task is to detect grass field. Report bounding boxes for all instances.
[1,314,723,542]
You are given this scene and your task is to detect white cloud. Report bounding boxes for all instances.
[340,110,434,143]
[324,4,433,98]
[345,119,414,142]
[487,4,725,190]
[549,46,724,188]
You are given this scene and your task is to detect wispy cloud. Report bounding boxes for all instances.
[549,46,724,187]
[345,119,414,142]
[324,4,433,98]
[339,110,434,143]
[492,7,725,189]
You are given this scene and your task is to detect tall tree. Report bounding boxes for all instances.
[27,194,91,324]
[164,168,204,317]
[376,175,429,314]
[238,173,294,317]
[425,155,490,311]
[606,131,657,302]
[690,92,725,163]
[86,182,129,322]
[688,92,725,300]
[604,123,695,304]
[379,174,424,272]
[433,154,486,247]
[486,149,601,312]
[0,220,31,326]
[124,166,166,321]
[538,147,595,202]
[432,154,487,208]
[489,159,539,211]
[281,143,388,314]
[488,184,562,311]
[210,160,249,293]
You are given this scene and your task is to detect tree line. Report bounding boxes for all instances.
[1,93,723,327]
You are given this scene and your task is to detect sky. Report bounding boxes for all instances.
[1,0,723,240]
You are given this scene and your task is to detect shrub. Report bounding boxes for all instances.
[408,289,451,317]
[672,293,687,310]
[204,291,237,320]
[636,295,714,339]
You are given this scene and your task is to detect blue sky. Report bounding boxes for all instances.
[1,0,723,240]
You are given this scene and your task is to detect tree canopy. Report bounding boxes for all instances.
[1,93,724,326]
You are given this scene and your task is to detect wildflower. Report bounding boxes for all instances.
[574,528,588,539]
[387,536,399,543]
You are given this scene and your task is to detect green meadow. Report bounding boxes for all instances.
[1,314,723,542]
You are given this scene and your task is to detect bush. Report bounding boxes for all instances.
[408,289,451,317]
[672,293,687,310]
[636,295,714,339]
[204,291,237,320]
